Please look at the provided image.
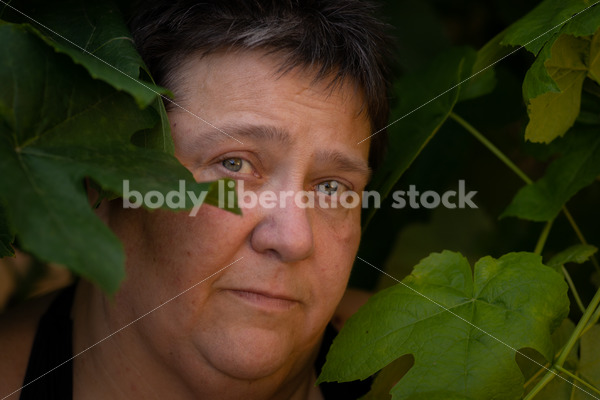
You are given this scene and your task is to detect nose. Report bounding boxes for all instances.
[250,191,314,262]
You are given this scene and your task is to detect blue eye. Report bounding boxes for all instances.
[222,158,243,172]
[317,180,339,195]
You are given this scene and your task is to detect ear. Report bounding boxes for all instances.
[85,178,110,223]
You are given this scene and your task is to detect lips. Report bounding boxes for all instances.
[226,288,300,310]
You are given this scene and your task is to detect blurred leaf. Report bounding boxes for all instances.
[547,244,598,269]
[365,47,479,226]
[501,0,594,55]
[0,24,226,293]
[502,127,600,221]
[525,34,589,143]
[574,325,600,399]
[0,205,15,257]
[1,0,173,153]
[318,251,569,400]
[590,30,600,84]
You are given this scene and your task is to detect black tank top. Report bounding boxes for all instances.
[19,285,371,399]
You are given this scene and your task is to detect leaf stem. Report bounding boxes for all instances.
[534,220,553,255]
[555,366,600,397]
[524,361,550,388]
[562,266,586,314]
[524,370,557,400]
[557,287,600,367]
[581,303,600,337]
[450,113,599,270]
[449,113,532,184]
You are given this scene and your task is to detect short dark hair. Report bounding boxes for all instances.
[129,0,393,169]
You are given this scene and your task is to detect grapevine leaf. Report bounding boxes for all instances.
[521,3,600,100]
[1,0,174,153]
[501,0,594,55]
[522,32,561,100]
[501,127,600,221]
[1,0,165,107]
[0,24,228,293]
[547,244,598,269]
[525,34,588,143]
[318,251,569,400]
[365,47,478,226]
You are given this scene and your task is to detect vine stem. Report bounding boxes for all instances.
[581,302,600,337]
[524,371,557,400]
[449,113,532,185]
[555,284,600,367]
[562,266,586,314]
[449,112,600,398]
[449,113,596,264]
[555,366,600,397]
[534,220,553,256]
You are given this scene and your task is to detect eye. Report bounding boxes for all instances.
[221,157,254,174]
[222,157,243,172]
[316,180,341,196]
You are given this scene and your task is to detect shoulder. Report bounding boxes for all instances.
[0,292,58,397]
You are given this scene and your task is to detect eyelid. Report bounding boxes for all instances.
[216,155,259,177]
[314,178,352,195]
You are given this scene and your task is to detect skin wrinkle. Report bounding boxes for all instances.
[71,50,370,400]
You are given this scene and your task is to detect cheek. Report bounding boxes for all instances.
[310,209,362,304]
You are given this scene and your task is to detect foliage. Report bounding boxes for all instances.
[328,0,600,399]
[318,251,569,399]
[2,0,600,399]
[0,1,235,293]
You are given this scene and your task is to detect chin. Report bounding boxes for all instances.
[200,324,305,380]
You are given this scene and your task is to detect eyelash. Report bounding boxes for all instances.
[218,156,256,176]
[217,156,351,195]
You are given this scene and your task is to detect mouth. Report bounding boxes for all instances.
[226,289,300,311]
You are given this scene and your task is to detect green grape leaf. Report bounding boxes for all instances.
[501,0,595,55]
[318,251,569,400]
[2,0,166,107]
[547,244,598,269]
[523,2,600,101]
[0,24,230,293]
[520,3,600,100]
[522,32,561,100]
[501,127,600,221]
[525,34,589,143]
[365,47,479,226]
[1,0,174,153]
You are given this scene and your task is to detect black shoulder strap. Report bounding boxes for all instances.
[20,285,76,400]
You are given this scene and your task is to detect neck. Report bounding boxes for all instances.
[71,282,324,400]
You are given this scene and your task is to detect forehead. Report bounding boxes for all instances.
[168,50,371,164]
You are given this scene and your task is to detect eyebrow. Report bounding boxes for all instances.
[314,149,372,180]
[196,123,294,146]
[194,123,371,179]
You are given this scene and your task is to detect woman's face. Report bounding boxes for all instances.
[104,50,372,387]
